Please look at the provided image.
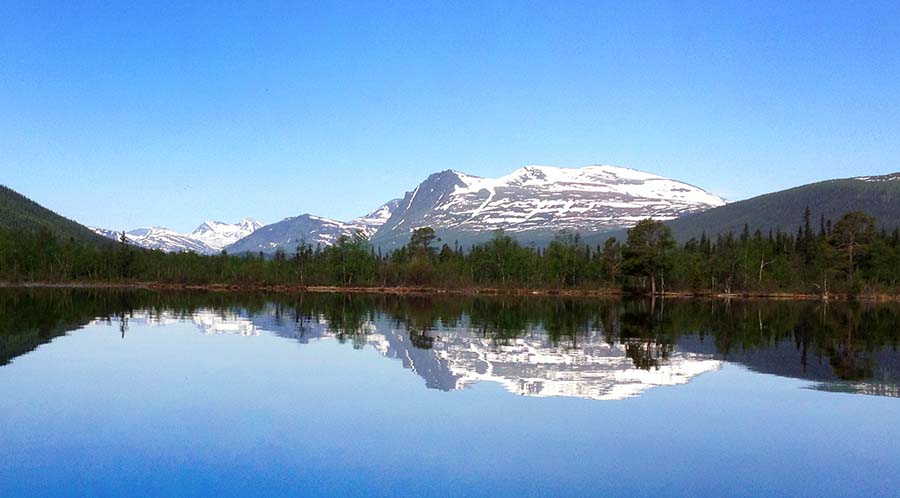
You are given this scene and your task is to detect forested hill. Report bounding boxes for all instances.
[664,173,900,242]
[0,185,110,246]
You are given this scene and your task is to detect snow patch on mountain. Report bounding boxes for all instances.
[855,173,900,182]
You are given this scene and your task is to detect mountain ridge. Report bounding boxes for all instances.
[370,164,725,249]
[0,185,111,246]
[662,172,900,242]
[224,200,401,254]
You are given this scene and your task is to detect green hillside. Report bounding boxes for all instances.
[0,185,110,245]
[664,173,900,241]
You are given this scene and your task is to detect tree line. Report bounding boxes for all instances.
[1,209,899,296]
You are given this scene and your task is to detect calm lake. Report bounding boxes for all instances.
[1,289,899,497]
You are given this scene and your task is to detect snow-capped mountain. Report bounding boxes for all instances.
[110,227,215,253]
[89,227,123,240]
[90,218,262,254]
[224,200,401,254]
[190,218,263,252]
[349,198,402,237]
[224,214,358,254]
[370,165,726,248]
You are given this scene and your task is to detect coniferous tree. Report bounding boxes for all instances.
[623,219,675,295]
[830,211,876,283]
[599,237,623,286]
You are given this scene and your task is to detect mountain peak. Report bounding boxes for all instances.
[350,199,402,237]
[189,218,265,252]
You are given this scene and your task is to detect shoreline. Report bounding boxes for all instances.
[2,280,899,302]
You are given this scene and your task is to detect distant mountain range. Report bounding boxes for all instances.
[7,166,900,254]
[224,200,400,254]
[90,218,263,254]
[226,164,725,254]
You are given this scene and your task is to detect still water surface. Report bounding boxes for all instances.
[1,289,899,497]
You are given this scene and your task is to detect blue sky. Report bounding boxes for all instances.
[2,1,899,232]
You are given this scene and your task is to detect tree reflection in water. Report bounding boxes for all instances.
[1,288,898,398]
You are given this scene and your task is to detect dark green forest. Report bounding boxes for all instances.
[1,208,899,296]
[0,185,111,245]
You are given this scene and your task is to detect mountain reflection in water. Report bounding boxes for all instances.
[120,308,721,400]
[2,289,899,400]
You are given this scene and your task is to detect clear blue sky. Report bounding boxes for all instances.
[2,1,899,232]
